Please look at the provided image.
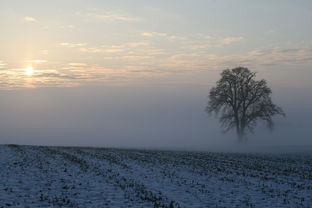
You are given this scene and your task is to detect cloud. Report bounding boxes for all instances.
[41,50,49,55]
[141,33,242,49]
[125,41,149,47]
[121,55,153,60]
[142,32,184,40]
[222,36,244,44]
[68,63,87,66]
[79,41,149,54]
[23,16,36,22]
[59,42,87,48]
[0,61,6,69]
[0,68,78,89]
[1,45,311,90]
[142,32,167,37]
[60,24,75,29]
[26,60,48,64]
[164,46,312,71]
[34,71,76,80]
[76,10,140,22]
[238,47,312,66]
[177,34,245,50]
[80,47,124,53]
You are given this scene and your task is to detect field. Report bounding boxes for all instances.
[0,145,311,208]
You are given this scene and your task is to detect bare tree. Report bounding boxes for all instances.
[206,67,285,143]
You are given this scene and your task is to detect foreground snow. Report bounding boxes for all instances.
[0,145,311,208]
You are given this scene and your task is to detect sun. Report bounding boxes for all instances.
[25,66,33,75]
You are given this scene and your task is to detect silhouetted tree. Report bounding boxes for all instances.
[206,67,285,143]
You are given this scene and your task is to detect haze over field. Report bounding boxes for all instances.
[1,0,312,149]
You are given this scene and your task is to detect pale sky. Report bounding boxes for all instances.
[1,0,312,89]
[0,0,312,148]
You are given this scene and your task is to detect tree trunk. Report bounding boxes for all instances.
[236,128,246,143]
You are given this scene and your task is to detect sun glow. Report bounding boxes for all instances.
[25,66,33,75]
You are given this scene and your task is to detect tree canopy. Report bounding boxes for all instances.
[206,67,285,142]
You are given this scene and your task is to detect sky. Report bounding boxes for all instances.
[0,0,312,149]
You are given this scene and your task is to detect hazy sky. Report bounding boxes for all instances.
[0,0,312,148]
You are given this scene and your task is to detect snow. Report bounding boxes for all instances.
[0,144,311,207]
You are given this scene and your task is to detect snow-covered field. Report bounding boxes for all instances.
[0,145,311,208]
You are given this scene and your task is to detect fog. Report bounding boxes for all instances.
[1,68,312,151]
[1,0,312,152]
